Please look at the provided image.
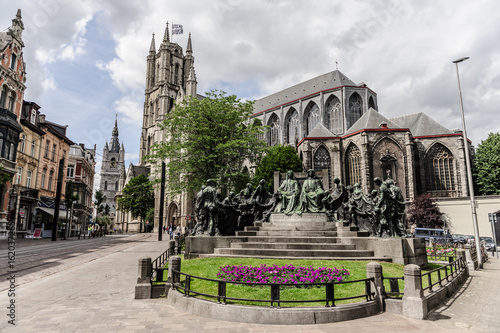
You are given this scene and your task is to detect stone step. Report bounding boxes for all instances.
[232,236,340,244]
[254,230,338,237]
[270,213,328,223]
[263,221,335,227]
[258,225,337,232]
[198,253,393,261]
[213,248,375,258]
[230,242,355,250]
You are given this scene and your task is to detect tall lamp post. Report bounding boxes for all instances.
[453,56,482,268]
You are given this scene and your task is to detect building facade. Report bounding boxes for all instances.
[0,10,26,238]
[251,69,471,201]
[137,24,198,232]
[12,101,45,236]
[67,143,96,235]
[35,115,73,237]
[99,117,125,228]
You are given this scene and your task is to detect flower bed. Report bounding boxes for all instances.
[426,245,456,261]
[217,264,350,285]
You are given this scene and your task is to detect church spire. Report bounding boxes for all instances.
[186,32,193,54]
[163,22,170,43]
[110,115,120,153]
[149,33,156,53]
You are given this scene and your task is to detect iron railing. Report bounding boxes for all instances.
[171,270,375,308]
[151,242,176,283]
[382,276,404,298]
[422,257,466,293]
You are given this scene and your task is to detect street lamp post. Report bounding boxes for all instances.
[453,56,482,268]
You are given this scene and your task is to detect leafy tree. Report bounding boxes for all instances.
[253,144,303,191]
[64,181,79,237]
[474,132,500,195]
[94,190,109,230]
[117,174,154,232]
[407,194,444,229]
[146,90,266,197]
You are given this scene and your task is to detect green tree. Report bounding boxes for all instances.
[474,132,500,195]
[117,174,154,232]
[407,194,444,229]
[253,144,303,191]
[94,190,109,230]
[147,90,266,197]
[64,181,79,237]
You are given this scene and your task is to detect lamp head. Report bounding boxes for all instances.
[453,57,470,64]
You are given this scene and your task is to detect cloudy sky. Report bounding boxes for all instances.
[1,0,500,187]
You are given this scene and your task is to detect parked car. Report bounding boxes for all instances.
[451,234,466,247]
[480,237,497,252]
[414,228,453,245]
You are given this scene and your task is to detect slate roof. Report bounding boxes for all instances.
[307,123,336,138]
[253,70,358,115]
[344,108,401,135]
[390,112,454,137]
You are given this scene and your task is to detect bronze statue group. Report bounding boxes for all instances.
[191,170,407,238]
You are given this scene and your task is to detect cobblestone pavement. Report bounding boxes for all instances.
[0,234,498,332]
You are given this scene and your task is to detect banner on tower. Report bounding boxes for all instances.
[172,24,183,35]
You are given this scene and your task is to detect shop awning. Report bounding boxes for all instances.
[37,207,78,220]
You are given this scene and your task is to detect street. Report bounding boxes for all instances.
[0,234,498,332]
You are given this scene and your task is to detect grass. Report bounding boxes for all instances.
[165,257,432,307]
[156,257,456,306]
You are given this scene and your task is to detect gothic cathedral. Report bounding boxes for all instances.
[139,23,198,230]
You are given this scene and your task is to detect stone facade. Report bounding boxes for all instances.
[137,24,198,232]
[251,70,471,201]
[0,10,26,238]
[99,117,125,228]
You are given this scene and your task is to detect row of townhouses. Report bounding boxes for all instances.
[0,10,96,239]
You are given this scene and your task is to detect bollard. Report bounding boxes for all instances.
[402,264,428,319]
[366,262,384,310]
[135,257,152,299]
[165,255,181,297]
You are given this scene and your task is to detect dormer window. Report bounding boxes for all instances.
[30,109,36,124]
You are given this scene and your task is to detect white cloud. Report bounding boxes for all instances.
[113,96,142,125]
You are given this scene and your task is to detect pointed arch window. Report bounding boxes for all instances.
[314,145,332,189]
[305,103,320,136]
[346,145,362,186]
[368,96,376,110]
[267,114,280,146]
[347,93,363,129]
[325,96,342,134]
[425,144,456,197]
[285,109,300,146]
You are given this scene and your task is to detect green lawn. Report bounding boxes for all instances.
[160,257,445,307]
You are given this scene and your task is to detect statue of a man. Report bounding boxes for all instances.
[277,170,301,215]
[323,177,346,221]
[373,177,392,237]
[299,169,325,213]
[202,179,222,236]
[386,179,407,237]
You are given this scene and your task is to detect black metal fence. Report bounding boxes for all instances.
[171,269,375,308]
[422,257,466,293]
[382,257,466,298]
[151,242,176,283]
[382,276,404,298]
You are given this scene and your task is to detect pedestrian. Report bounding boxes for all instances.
[175,225,181,237]
[168,224,174,240]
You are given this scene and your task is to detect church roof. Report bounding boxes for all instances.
[389,112,454,137]
[307,123,336,138]
[344,108,401,135]
[253,70,359,115]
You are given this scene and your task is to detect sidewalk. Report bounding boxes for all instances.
[1,235,498,332]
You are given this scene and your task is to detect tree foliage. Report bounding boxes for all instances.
[94,189,110,227]
[117,174,154,223]
[474,132,500,195]
[407,194,444,229]
[253,144,303,191]
[146,90,266,196]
